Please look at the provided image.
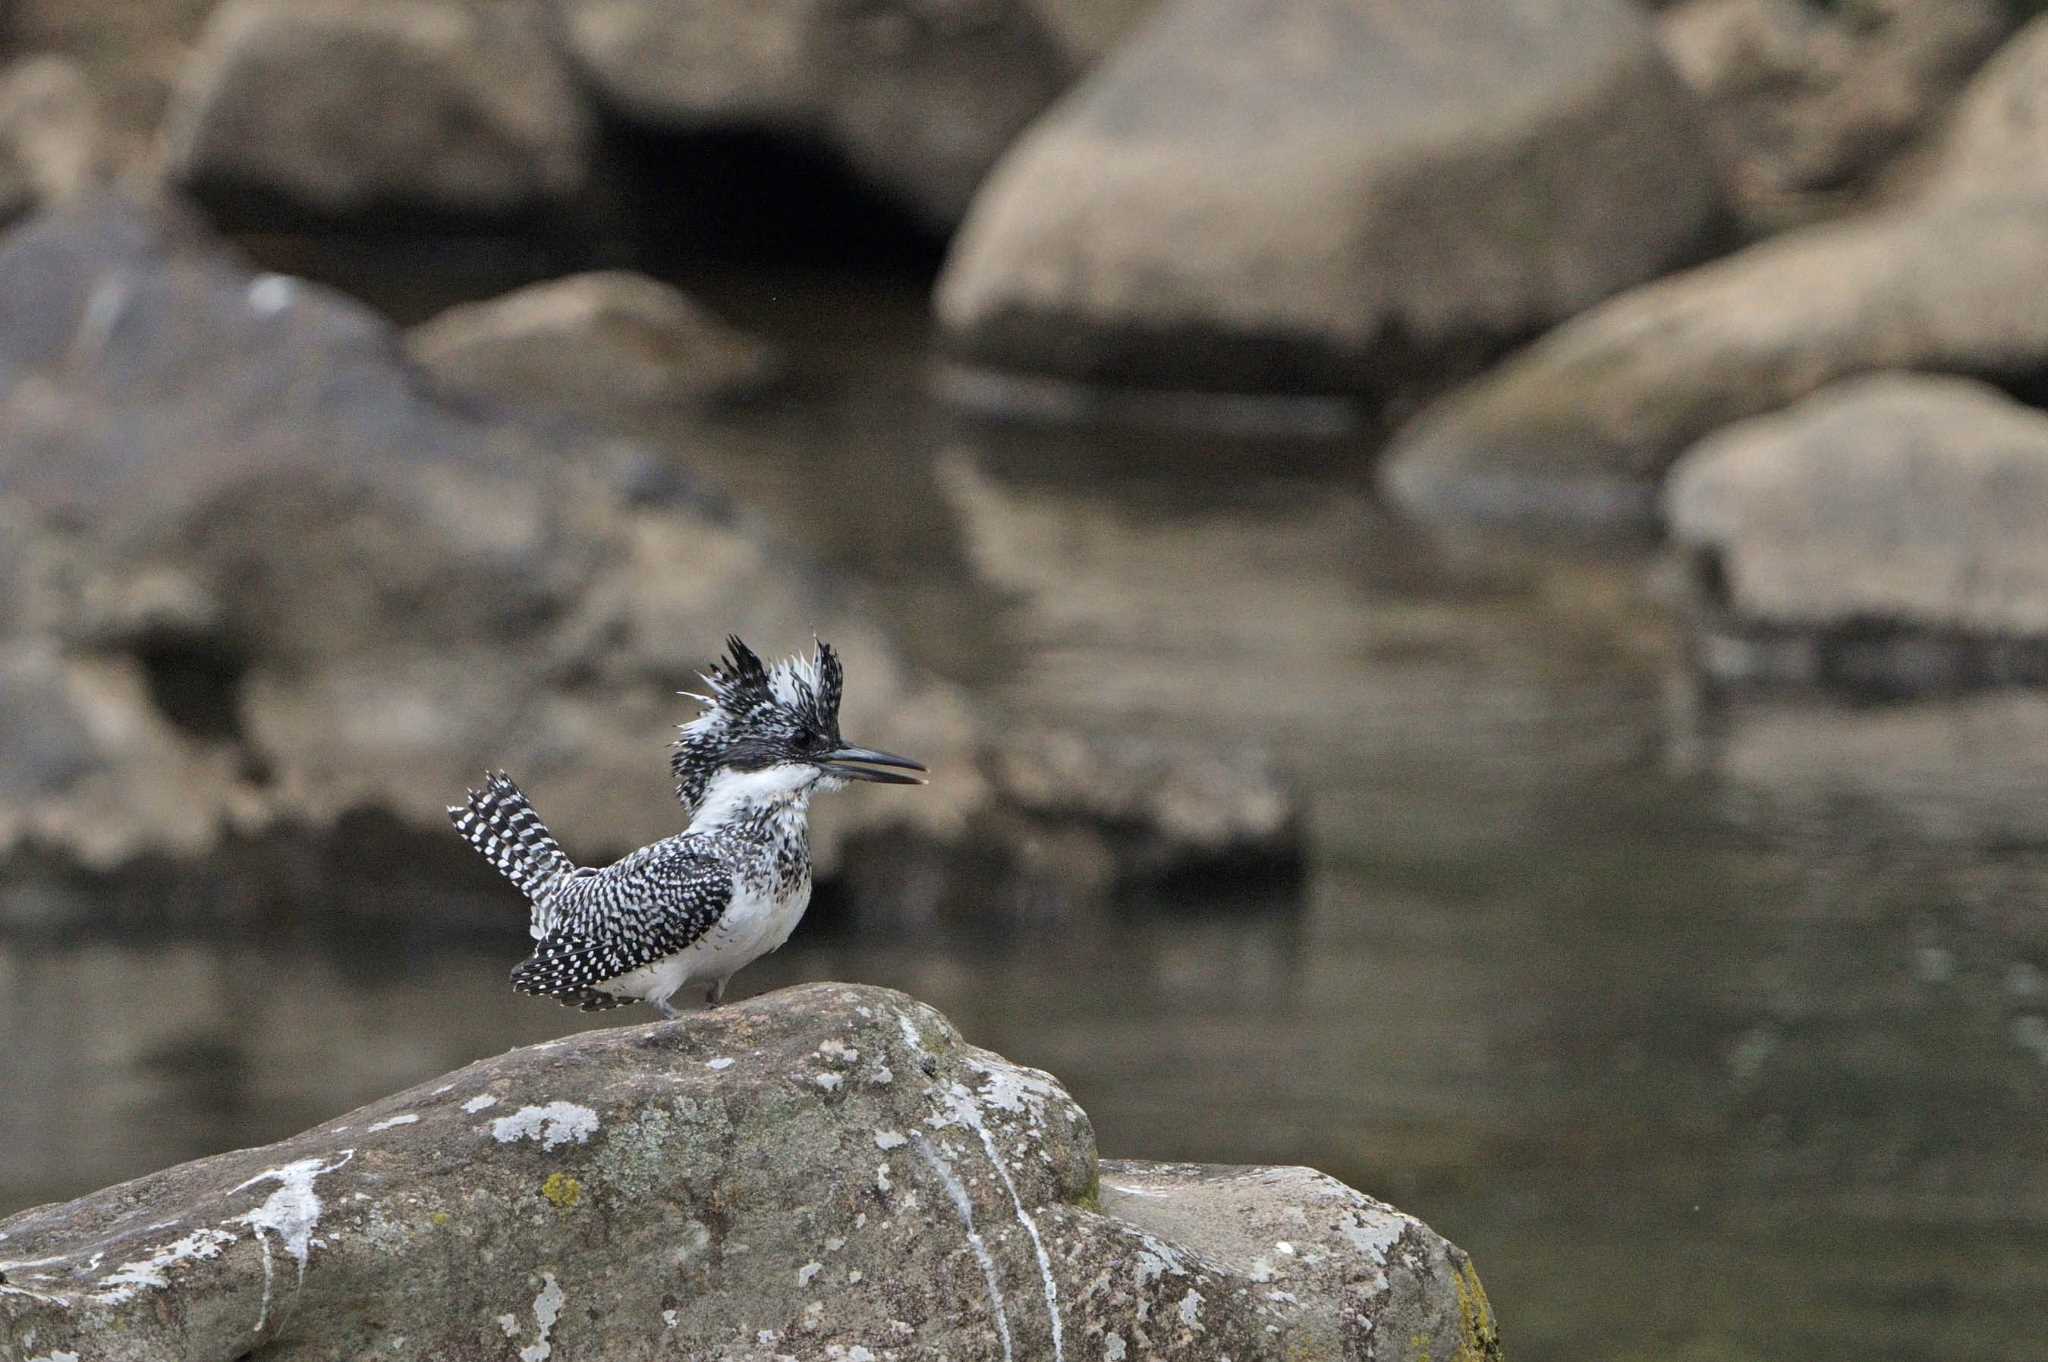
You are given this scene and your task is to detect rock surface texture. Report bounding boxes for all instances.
[934,0,1721,407]
[407,270,781,418]
[1654,0,2008,226]
[0,983,1500,1362]
[553,0,1072,229]
[0,192,1300,930]
[1665,373,2048,691]
[164,0,594,222]
[1381,194,2048,528]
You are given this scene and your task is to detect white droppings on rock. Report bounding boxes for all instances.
[229,1150,355,1330]
[1275,1240,1295,1255]
[431,1084,455,1095]
[913,1134,1013,1362]
[1103,1335,1127,1361]
[818,1039,859,1063]
[26,1352,81,1362]
[846,1347,876,1362]
[367,1113,419,1132]
[662,1308,678,1328]
[516,1271,564,1362]
[490,1102,599,1150]
[90,1227,237,1304]
[1133,1230,1189,1286]
[798,1261,823,1287]
[874,1129,908,1150]
[963,1056,1065,1120]
[876,1163,893,1194]
[1178,1288,1204,1328]
[463,1094,499,1113]
[869,1064,894,1085]
[896,1012,928,1057]
[814,1072,843,1092]
[1249,1256,1277,1282]
[1339,1206,1409,1291]
[706,1057,736,1071]
[497,1314,521,1337]
[848,1268,863,1284]
[825,1235,846,1253]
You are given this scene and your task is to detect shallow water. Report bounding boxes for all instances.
[4,266,2046,1362]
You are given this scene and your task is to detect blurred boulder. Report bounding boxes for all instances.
[1931,14,2048,202]
[0,55,106,228]
[1665,373,2048,692]
[0,983,1499,1362]
[552,0,1071,229]
[1381,195,2048,530]
[934,0,1721,410]
[406,270,780,420]
[163,0,594,224]
[980,723,1300,891]
[0,193,1300,929]
[1655,0,2009,228]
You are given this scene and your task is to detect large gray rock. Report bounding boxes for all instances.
[1655,0,2009,227]
[407,270,781,420]
[1381,194,2048,530]
[0,193,1300,923]
[934,0,1721,407]
[0,983,1501,1361]
[1665,373,2048,690]
[553,0,1072,230]
[163,0,594,223]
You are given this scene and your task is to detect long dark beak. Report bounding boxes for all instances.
[820,745,928,785]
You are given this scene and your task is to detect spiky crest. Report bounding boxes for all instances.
[670,636,845,817]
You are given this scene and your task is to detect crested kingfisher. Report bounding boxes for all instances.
[448,636,926,1017]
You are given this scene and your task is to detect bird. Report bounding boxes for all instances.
[447,635,926,1017]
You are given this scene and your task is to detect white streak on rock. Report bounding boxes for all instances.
[516,1272,564,1362]
[874,1129,908,1150]
[706,1057,736,1071]
[798,1261,823,1287]
[91,1228,237,1304]
[463,1094,499,1113]
[1178,1288,1204,1327]
[490,1102,599,1150]
[228,1150,354,1331]
[913,1134,1012,1362]
[367,1113,419,1132]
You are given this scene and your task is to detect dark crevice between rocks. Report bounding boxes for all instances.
[133,631,249,745]
[1688,614,2048,700]
[595,120,948,281]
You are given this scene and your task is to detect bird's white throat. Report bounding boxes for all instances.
[687,763,818,832]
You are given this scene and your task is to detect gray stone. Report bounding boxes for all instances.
[554,0,1071,229]
[1655,0,2009,228]
[406,270,781,420]
[1382,194,2048,530]
[934,0,1722,407]
[1665,373,2048,689]
[0,56,106,229]
[163,0,594,222]
[0,983,1501,1362]
[1931,14,2048,202]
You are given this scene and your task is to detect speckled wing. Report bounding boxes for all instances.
[509,840,733,1005]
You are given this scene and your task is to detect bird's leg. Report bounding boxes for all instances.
[705,978,728,1007]
[650,996,682,1021]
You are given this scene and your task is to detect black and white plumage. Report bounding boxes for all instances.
[449,636,926,1018]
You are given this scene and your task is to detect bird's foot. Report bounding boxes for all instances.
[705,979,728,1008]
[650,997,682,1021]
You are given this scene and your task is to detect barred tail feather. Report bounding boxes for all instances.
[448,772,576,926]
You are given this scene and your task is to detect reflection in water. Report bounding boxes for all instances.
[3,271,2046,1362]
